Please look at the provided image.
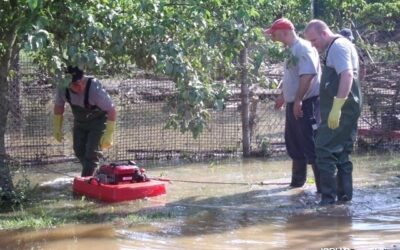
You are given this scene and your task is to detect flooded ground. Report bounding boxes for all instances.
[1,154,400,250]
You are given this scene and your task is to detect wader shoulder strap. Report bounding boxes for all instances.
[323,37,341,66]
[84,78,93,109]
[65,89,71,104]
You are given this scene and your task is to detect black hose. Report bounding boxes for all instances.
[150,178,289,186]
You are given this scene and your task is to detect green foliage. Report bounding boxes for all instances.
[258,136,272,157]
[357,1,400,30]
[0,165,39,209]
[313,0,367,28]
[162,64,232,139]
[354,1,400,63]
[25,1,129,81]
[364,41,400,63]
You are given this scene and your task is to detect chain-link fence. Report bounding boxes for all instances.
[357,62,400,151]
[5,49,399,165]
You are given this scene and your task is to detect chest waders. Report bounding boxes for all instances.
[316,41,362,204]
[66,78,107,177]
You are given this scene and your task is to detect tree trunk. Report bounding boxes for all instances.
[0,31,18,197]
[0,64,14,197]
[312,0,322,19]
[239,45,251,157]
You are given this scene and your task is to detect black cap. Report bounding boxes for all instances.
[66,66,84,83]
[339,28,354,42]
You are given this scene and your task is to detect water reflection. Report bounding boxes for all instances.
[0,224,117,250]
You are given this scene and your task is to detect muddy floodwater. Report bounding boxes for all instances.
[1,154,400,250]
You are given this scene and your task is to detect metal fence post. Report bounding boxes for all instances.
[239,45,251,157]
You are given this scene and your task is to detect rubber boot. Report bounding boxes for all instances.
[81,158,97,177]
[318,169,337,206]
[311,163,321,193]
[81,164,96,177]
[337,162,353,202]
[290,160,307,188]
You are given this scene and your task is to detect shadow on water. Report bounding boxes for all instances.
[1,155,400,249]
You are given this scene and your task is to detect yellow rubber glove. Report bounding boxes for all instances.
[328,97,347,129]
[53,114,63,142]
[100,121,115,150]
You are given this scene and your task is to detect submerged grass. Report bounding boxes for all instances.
[0,189,179,231]
[0,203,177,231]
[0,213,59,230]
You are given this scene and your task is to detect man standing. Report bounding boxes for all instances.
[53,66,117,176]
[339,28,355,42]
[304,20,362,205]
[340,28,367,81]
[264,18,321,192]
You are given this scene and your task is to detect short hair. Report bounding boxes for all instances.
[305,19,330,35]
[66,66,84,82]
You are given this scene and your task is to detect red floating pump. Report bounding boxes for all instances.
[95,161,149,184]
[72,161,167,202]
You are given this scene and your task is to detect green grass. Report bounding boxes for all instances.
[0,215,57,230]
[0,208,178,231]
[0,189,179,231]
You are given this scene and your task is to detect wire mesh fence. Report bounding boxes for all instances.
[357,62,400,151]
[4,50,400,165]
[114,76,242,162]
